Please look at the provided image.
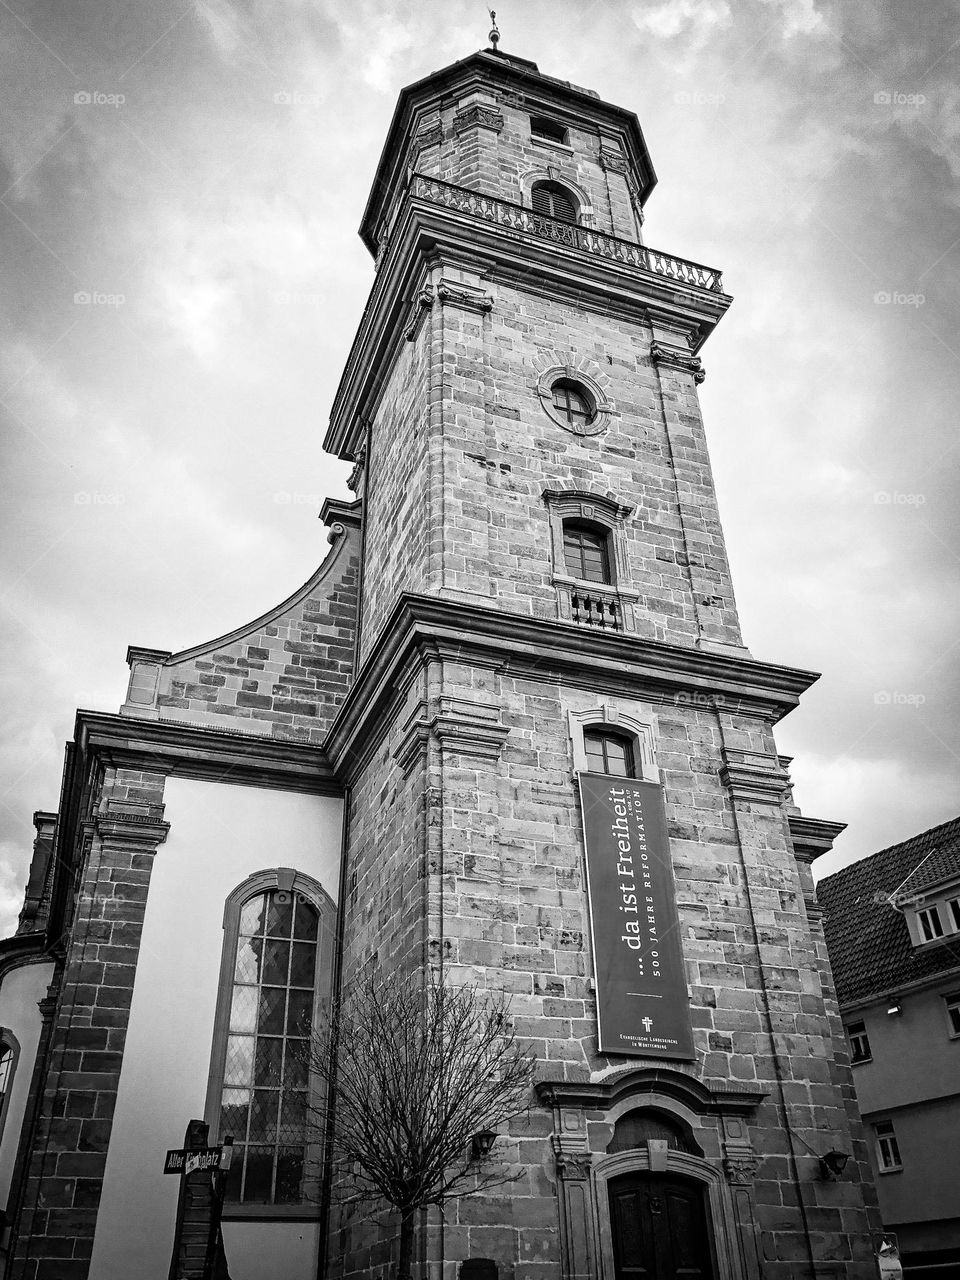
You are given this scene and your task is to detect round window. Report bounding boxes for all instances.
[551,378,595,429]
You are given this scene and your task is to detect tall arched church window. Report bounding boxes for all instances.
[531,181,577,224]
[206,871,335,1213]
[0,1030,20,1149]
[583,728,636,778]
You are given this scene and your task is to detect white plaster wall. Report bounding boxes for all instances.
[89,778,342,1280]
[0,960,54,1212]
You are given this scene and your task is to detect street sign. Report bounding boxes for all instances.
[163,1145,232,1175]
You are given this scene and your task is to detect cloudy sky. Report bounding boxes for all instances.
[1,0,958,936]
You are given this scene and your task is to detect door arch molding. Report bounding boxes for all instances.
[593,1150,738,1280]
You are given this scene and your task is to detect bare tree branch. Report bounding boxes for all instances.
[296,966,536,1279]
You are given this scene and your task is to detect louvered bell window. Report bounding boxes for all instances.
[531,181,577,224]
[219,889,319,1204]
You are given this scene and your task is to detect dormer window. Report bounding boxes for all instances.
[530,115,569,146]
[917,905,945,942]
[531,181,577,224]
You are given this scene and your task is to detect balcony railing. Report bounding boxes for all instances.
[409,174,725,294]
[570,590,622,630]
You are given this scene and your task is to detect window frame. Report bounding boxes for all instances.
[846,1019,871,1065]
[205,868,336,1220]
[582,727,638,778]
[562,518,613,585]
[944,993,960,1039]
[529,115,570,147]
[0,1029,21,1151]
[568,707,660,784]
[917,904,945,942]
[874,1120,902,1173]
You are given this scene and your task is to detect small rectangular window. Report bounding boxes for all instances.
[918,906,945,941]
[530,115,568,145]
[874,1121,902,1172]
[847,1020,871,1064]
[948,898,960,932]
[945,994,960,1038]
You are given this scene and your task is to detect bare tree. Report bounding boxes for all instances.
[302,966,536,1280]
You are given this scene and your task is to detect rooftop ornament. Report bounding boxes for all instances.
[487,9,500,51]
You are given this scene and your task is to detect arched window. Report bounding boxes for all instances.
[583,728,636,778]
[0,1032,20,1147]
[207,871,335,1211]
[563,520,611,584]
[531,181,577,224]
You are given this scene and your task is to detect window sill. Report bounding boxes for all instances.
[877,1166,903,1176]
[850,1057,872,1067]
[531,137,574,155]
[222,1204,323,1221]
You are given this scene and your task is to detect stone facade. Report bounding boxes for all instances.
[0,44,883,1280]
[324,47,882,1280]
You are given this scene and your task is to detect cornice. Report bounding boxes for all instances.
[326,199,731,458]
[720,749,791,806]
[536,1066,766,1116]
[75,710,340,795]
[788,815,847,863]
[323,593,819,775]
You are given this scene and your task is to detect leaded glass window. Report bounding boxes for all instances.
[219,889,319,1205]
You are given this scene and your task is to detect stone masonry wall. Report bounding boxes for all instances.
[152,524,359,742]
[408,89,641,243]
[432,268,742,648]
[10,767,168,1280]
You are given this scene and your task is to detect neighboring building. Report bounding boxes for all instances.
[819,817,960,1279]
[0,37,885,1280]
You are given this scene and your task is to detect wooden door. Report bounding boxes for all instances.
[609,1172,715,1280]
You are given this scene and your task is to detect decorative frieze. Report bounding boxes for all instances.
[651,341,706,384]
[453,103,504,135]
[599,146,628,174]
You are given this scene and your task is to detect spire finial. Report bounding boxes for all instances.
[487,9,500,51]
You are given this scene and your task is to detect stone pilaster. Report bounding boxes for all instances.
[10,771,169,1280]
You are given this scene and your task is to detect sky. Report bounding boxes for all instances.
[1,0,958,937]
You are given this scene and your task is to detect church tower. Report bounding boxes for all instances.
[0,36,884,1280]
[324,42,880,1280]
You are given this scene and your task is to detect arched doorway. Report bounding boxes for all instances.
[608,1171,716,1280]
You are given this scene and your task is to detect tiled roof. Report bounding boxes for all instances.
[817,816,960,1006]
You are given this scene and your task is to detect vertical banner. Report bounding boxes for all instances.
[578,773,694,1059]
